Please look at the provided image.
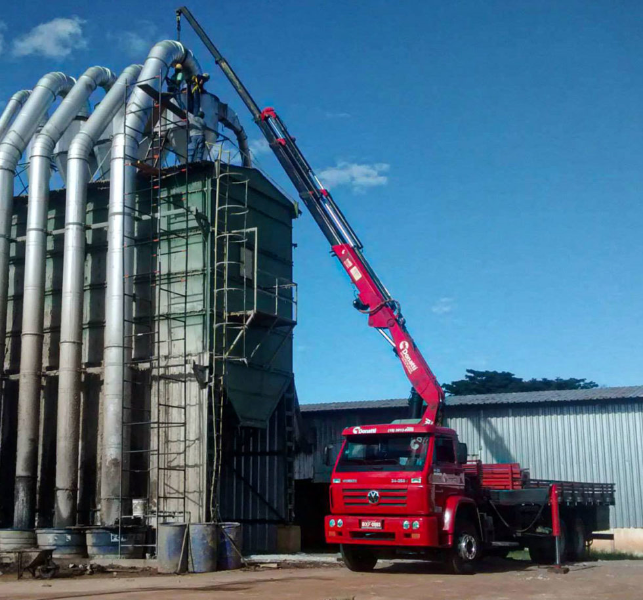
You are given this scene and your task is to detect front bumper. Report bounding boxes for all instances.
[325,515,440,547]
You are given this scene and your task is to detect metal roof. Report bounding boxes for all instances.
[299,385,643,412]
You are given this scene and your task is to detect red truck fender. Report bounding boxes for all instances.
[442,496,480,544]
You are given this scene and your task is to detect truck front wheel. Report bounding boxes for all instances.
[447,520,480,574]
[341,544,378,572]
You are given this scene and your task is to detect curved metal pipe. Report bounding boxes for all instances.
[0,74,75,529]
[218,102,251,167]
[55,64,142,528]
[101,41,200,525]
[0,76,75,401]
[0,91,31,143]
[13,68,115,529]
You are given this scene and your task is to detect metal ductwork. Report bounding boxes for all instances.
[101,41,200,525]
[14,67,115,529]
[55,64,142,528]
[218,101,251,167]
[0,91,31,143]
[0,76,75,443]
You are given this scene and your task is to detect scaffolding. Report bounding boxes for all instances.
[120,73,195,554]
[210,153,298,527]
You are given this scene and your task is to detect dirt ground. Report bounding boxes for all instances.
[0,558,642,600]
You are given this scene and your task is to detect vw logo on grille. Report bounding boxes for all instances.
[367,490,380,504]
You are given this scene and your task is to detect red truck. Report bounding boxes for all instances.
[325,422,614,573]
[177,10,616,572]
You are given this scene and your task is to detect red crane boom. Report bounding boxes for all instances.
[176,7,445,425]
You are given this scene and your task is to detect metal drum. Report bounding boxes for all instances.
[0,529,36,551]
[85,527,146,558]
[188,523,218,573]
[217,522,242,570]
[157,523,188,574]
[36,528,87,558]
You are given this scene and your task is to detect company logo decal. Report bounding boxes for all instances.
[398,341,419,373]
[352,426,377,434]
[367,490,380,504]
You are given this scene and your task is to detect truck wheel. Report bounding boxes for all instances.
[528,519,567,564]
[567,517,588,561]
[447,520,480,575]
[340,544,378,572]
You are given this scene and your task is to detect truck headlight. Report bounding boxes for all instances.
[403,520,410,530]
[412,521,420,530]
[337,519,343,528]
[329,519,336,528]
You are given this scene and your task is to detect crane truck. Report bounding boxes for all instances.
[176,7,616,573]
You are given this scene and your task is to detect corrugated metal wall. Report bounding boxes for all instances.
[445,401,643,528]
[219,387,295,553]
[297,399,643,528]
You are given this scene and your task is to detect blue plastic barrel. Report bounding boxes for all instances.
[157,523,188,574]
[217,522,242,570]
[188,523,218,572]
[85,527,146,558]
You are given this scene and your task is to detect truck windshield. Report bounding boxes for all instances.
[336,434,431,472]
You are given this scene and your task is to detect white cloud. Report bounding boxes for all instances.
[431,297,454,315]
[318,161,390,193]
[13,17,87,58]
[0,22,6,54]
[249,138,271,156]
[108,22,159,59]
[324,110,351,119]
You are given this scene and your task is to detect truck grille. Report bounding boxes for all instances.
[342,488,407,507]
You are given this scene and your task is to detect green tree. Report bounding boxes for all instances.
[443,369,598,396]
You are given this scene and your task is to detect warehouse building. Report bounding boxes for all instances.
[296,386,643,551]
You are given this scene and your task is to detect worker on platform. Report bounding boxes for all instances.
[166,63,186,107]
[188,110,207,162]
[188,73,210,115]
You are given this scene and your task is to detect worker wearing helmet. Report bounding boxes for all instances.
[166,63,186,108]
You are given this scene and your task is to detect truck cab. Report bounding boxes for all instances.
[325,422,480,573]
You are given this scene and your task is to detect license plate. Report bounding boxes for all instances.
[361,519,383,530]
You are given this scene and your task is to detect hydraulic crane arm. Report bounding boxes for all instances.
[176,6,445,425]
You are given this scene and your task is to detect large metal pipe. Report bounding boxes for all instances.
[0,76,74,530]
[0,74,74,388]
[218,102,251,167]
[0,91,31,142]
[13,68,115,529]
[101,41,200,525]
[55,64,142,528]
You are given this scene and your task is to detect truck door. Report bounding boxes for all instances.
[431,436,464,513]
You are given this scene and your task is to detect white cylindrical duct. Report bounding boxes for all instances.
[0,75,75,399]
[101,41,200,525]
[55,64,142,528]
[0,91,31,143]
[14,67,115,529]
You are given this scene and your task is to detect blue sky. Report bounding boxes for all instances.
[2,1,642,403]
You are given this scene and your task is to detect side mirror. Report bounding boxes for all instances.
[323,444,334,467]
[457,442,468,464]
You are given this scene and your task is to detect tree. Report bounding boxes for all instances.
[443,369,598,396]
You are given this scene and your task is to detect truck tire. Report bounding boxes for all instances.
[567,517,588,561]
[340,544,378,572]
[528,519,567,565]
[447,520,480,575]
